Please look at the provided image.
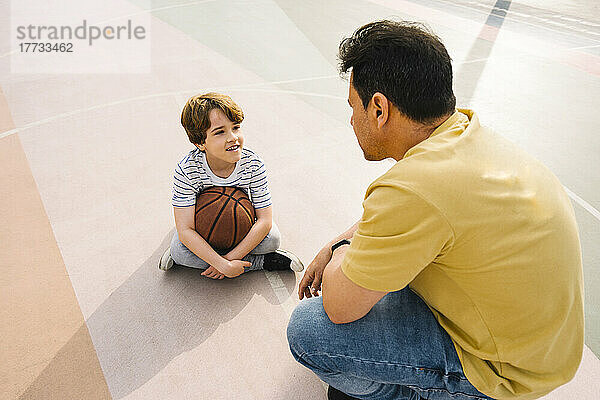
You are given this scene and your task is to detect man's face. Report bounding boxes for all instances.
[348,75,383,161]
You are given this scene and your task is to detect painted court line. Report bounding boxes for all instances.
[563,186,600,221]
[368,0,600,76]
[0,78,325,138]
[456,57,490,65]
[0,76,341,141]
[433,0,600,44]
[229,87,346,100]
[94,0,219,26]
[570,44,600,51]
[263,270,297,318]
[263,271,330,393]
[1,77,599,224]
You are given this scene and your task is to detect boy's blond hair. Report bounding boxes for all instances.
[180,93,244,144]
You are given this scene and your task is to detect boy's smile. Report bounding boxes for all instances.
[197,108,244,176]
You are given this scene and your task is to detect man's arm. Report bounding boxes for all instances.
[319,185,454,322]
[173,206,247,277]
[328,221,359,247]
[321,245,388,324]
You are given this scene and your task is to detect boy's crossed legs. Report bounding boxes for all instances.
[161,223,303,273]
[171,223,280,271]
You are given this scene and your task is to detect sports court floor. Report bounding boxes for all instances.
[1,0,599,399]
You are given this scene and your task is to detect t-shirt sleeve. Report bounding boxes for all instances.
[249,156,272,209]
[341,183,454,292]
[171,164,198,207]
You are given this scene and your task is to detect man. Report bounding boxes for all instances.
[286,20,583,400]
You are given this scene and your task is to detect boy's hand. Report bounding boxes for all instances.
[222,252,235,261]
[220,260,250,278]
[201,266,225,280]
[298,246,333,300]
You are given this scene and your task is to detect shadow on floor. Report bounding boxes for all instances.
[455,0,512,104]
[19,229,297,399]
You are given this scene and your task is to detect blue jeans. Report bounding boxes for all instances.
[170,223,281,271]
[287,288,493,400]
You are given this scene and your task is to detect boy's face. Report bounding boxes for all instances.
[197,108,244,165]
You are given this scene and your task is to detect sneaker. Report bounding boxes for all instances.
[327,386,360,400]
[263,249,304,272]
[158,247,174,271]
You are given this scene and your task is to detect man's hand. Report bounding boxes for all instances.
[299,222,359,300]
[298,246,333,300]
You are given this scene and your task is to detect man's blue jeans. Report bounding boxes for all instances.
[287,287,492,400]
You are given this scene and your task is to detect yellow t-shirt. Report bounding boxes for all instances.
[341,109,584,399]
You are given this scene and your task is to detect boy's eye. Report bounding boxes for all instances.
[233,126,240,131]
[214,130,223,135]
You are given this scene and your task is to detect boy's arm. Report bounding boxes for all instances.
[224,206,272,261]
[173,206,248,277]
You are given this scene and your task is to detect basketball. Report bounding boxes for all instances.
[195,186,256,251]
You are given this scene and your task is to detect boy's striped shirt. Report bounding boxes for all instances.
[172,147,272,209]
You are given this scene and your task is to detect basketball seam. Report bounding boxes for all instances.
[195,197,221,215]
[233,205,238,249]
[201,187,253,215]
[238,199,254,222]
[207,187,232,245]
[223,188,255,222]
[196,187,255,250]
[202,189,222,194]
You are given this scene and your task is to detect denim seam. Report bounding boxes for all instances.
[405,384,490,399]
[298,351,469,381]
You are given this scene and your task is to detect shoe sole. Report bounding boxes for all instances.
[275,249,304,272]
[159,247,174,271]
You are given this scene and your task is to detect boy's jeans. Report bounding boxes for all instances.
[287,287,493,400]
[170,223,281,271]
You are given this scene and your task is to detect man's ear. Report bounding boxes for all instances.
[370,92,389,129]
[195,143,205,151]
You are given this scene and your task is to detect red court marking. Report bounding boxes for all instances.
[558,49,600,76]
[478,24,500,42]
[367,0,600,77]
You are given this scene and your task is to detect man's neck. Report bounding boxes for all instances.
[388,113,453,161]
[414,113,452,140]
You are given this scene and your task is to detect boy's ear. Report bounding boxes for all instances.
[195,143,205,151]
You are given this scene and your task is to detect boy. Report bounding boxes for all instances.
[159,92,303,279]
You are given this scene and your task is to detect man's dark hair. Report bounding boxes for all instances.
[339,20,456,123]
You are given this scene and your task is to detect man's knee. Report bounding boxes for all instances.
[287,297,330,359]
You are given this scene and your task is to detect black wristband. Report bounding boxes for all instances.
[331,239,351,253]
